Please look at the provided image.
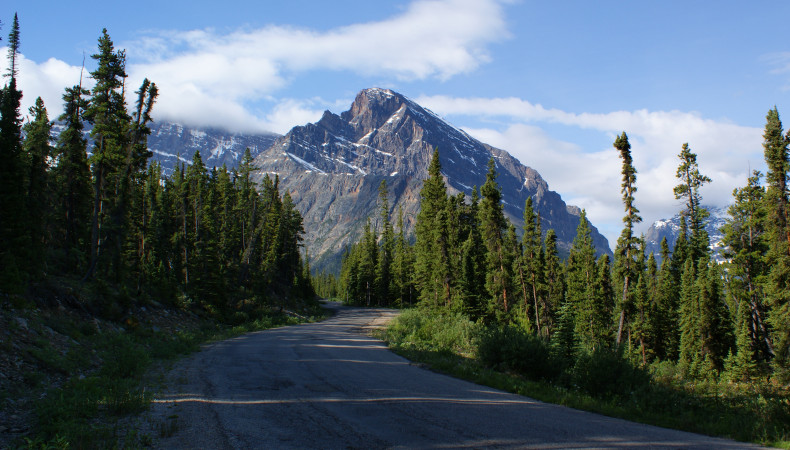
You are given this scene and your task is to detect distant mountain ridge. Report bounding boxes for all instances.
[50,120,280,175]
[644,205,728,263]
[249,88,611,272]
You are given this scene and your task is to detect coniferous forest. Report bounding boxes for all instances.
[0,20,315,320]
[339,135,790,385]
[336,133,790,442]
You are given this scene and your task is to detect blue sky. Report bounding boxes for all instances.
[4,0,790,246]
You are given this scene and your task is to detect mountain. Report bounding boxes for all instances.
[250,88,611,273]
[146,122,279,174]
[644,205,728,263]
[50,120,280,175]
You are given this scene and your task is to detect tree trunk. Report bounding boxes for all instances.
[616,275,629,346]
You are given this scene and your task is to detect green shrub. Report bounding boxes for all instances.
[571,347,651,398]
[385,308,479,354]
[477,325,564,381]
[98,334,150,380]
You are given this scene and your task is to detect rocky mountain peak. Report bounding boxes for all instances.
[341,88,407,133]
[251,88,611,272]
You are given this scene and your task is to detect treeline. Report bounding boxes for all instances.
[0,17,314,319]
[340,120,790,382]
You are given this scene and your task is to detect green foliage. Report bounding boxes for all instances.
[514,197,546,336]
[0,15,26,294]
[384,308,479,355]
[566,210,611,351]
[22,97,53,277]
[613,132,643,348]
[478,325,564,381]
[673,143,712,263]
[480,159,514,320]
[571,348,650,398]
[414,149,451,308]
[385,308,790,447]
[760,108,790,378]
[97,334,150,379]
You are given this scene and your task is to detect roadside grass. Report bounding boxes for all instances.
[13,304,330,449]
[382,308,790,449]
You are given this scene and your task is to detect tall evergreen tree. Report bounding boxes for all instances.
[376,179,395,305]
[722,171,773,365]
[82,29,158,283]
[479,158,513,321]
[613,132,643,347]
[21,97,53,276]
[359,219,378,306]
[543,229,563,339]
[656,238,679,360]
[517,197,545,334]
[761,107,790,378]
[0,13,25,292]
[678,258,700,374]
[414,149,450,308]
[566,210,608,350]
[392,206,415,307]
[673,143,712,263]
[696,261,734,372]
[459,189,486,319]
[52,84,92,271]
[83,28,130,280]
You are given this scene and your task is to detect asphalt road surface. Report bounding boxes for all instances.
[149,302,759,449]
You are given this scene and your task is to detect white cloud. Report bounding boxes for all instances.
[4,0,509,133]
[0,50,88,123]
[262,99,326,135]
[123,0,508,132]
[419,95,765,245]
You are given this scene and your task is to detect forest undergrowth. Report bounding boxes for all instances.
[381,308,790,448]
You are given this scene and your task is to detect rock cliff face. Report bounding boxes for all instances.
[251,88,611,272]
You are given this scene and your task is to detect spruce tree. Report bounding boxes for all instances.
[721,171,772,364]
[517,197,544,334]
[392,206,415,307]
[642,252,661,363]
[696,261,733,373]
[656,238,679,360]
[376,179,394,305]
[566,210,606,350]
[592,254,615,348]
[21,97,53,276]
[479,158,513,321]
[543,229,563,339]
[459,189,486,318]
[613,132,643,347]
[0,14,25,292]
[761,107,790,378]
[359,219,377,306]
[726,292,760,381]
[678,258,700,375]
[83,29,130,280]
[414,149,449,308]
[52,84,92,271]
[673,143,711,263]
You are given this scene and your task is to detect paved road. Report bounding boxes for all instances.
[149,302,758,449]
